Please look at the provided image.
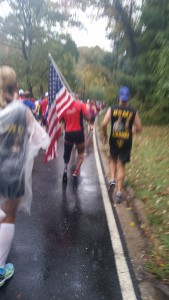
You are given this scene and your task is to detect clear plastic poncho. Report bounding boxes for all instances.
[0,100,50,214]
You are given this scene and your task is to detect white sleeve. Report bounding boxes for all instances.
[19,111,50,214]
[27,116,50,160]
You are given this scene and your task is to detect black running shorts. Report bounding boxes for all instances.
[109,139,132,163]
[63,131,85,164]
[65,131,85,145]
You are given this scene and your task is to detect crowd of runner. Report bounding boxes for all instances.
[15,89,101,182]
[16,89,102,133]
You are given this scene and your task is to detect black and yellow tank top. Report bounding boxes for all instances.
[110,104,136,147]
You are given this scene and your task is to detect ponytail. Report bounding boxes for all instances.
[0,66,17,108]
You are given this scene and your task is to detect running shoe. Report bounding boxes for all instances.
[108,179,116,192]
[114,193,123,204]
[62,170,67,183]
[0,263,14,287]
[73,169,79,177]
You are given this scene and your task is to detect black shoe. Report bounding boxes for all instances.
[62,171,67,183]
[114,193,123,203]
[108,180,116,192]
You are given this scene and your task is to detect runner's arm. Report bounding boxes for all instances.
[84,112,91,122]
[32,102,36,115]
[102,107,111,143]
[133,112,142,133]
[82,103,91,122]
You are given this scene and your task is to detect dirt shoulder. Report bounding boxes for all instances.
[95,120,169,300]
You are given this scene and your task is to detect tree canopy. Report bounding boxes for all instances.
[0,0,169,123]
[0,0,79,96]
[72,0,169,123]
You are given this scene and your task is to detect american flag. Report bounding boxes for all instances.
[45,61,74,162]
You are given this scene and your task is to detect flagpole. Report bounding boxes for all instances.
[48,53,74,96]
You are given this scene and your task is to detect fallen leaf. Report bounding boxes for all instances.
[142,196,149,202]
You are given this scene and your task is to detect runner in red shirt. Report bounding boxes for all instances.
[40,92,48,130]
[61,100,90,183]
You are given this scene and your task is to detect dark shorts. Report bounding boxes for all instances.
[89,115,95,125]
[64,131,85,164]
[65,131,85,145]
[109,139,131,163]
[42,115,47,126]
[0,176,25,198]
[0,152,25,198]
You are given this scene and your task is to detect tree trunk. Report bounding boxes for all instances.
[114,0,137,57]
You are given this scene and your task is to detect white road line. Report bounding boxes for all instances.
[93,127,137,300]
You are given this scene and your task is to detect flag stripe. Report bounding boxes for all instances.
[48,104,57,128]
[58,94,73,120]
[45,61,73,162]
[48,116,61,137]
[56,87,67,108]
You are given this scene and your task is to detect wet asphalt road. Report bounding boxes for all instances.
[0,134,139,300]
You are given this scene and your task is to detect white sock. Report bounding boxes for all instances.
[116,191,122,196]
[0,209,6,222]
[111,178,115,182]
[0,223,15,268]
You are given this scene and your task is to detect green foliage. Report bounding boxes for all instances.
[125,125,169,281]
[154,40,169,103]
[77,0,169,124]
[85,86,105,101]
[0,0,79,97]
[141,102,169,125]
[146,261,169,280]
[1,0,169,124]
[105,84,118,105]
[162,235,169,251]
[134,0,169,122]
[147,214,163,227]
[76,46,112,100]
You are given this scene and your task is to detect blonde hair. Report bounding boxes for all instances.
[0,66,17,108]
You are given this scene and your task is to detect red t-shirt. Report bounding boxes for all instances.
[40,98,48,115]
[62,101,88,132]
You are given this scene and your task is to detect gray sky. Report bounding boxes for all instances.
[0,2,111,51]
[64,7,112,51]
[68,15,112,51]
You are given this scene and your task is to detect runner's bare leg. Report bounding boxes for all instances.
[109,156,117,181]
[116,160,125,193]
[76,143,85,170]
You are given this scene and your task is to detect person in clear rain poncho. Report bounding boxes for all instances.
[0,66,50,287]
